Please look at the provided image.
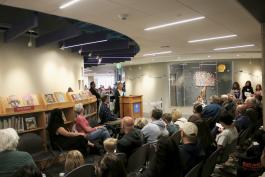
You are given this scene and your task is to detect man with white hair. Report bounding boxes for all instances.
[0,128,36,177]
[244,97,259,128]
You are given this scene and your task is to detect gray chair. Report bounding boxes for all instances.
[65,164,95,177]
[127,144,148,173]
[184,161,203,177]
[200,149,221,177]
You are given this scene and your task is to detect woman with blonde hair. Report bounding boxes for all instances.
[64,150,85,174]
[171,109,187,129]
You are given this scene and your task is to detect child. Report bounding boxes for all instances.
[103,138,118,154]
[64,150,85,174]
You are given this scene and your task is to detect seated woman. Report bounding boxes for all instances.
[74,103,111,142]
[99,95,116,124]
[47,109,88,157]
[0,128,36,177]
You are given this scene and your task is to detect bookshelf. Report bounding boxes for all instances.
[0,92,98,151]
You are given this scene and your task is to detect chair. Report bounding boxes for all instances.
[237,127,253,147]
[127,144,148,173]
[184,161,203,177]
[17,133,56,169]
[200,148,221,177]
[146,142,157,162]
[65,164,95,177]
[115,153,127,166]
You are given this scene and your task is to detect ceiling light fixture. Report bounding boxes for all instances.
[98,57,102,64]
[213,44,255,51]
[144,16,205,31]
[63,39,107,49]
[78,47,82,54]
[143,51,172,57]
[188,34,237,43]
[59,0,81,9]
[27,32,32,47]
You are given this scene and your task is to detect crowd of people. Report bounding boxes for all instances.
[0,80,265,177]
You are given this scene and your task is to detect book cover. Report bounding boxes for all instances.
[7,95,22,108]
[44,94,56,104]
[24,117,37,130]
[22,94,39,106]
[54,92,66,103]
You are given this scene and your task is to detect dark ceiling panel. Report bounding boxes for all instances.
[81,46,137,57]
[238,0,265,23]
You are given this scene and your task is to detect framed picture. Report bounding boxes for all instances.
[24,117,37,130]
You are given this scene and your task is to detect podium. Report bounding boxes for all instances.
[120,95,143,118]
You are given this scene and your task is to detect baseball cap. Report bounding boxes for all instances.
[181,122,198,136]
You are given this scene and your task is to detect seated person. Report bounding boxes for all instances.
[201,95,222,119]
[162,113,179,135]
[172,109,187,129]
[134,117,148,130]
[12,164,42,177]
[215,112,238,163]
[260,147,265,177]
[99,95,116,124]
[64,150,85,175]
[142,108,169,143]
[188,103,203,123]
[117,117,144,157]
[179,122,205,176]
[104,138,118,154]
[47,109,88,157]
[234,104,250,132]
[74,103,111,142]
[0,128,36,177]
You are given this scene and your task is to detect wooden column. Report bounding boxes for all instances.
[262,23,265,129]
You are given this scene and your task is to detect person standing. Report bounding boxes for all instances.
[254,84,263,97]
[89,81,101,109]
[231,82,241,99]
[242,81,254,101]
[114,82,124,116]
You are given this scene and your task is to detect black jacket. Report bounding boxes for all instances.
[99,102,115,124]
[242,86,254,100]
[114,89,122,114]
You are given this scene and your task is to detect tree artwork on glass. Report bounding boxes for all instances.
[194,71,215,87]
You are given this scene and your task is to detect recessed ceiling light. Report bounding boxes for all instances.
[144,16,205,31]
[63,39,107,49]
[207,55,211,58]
[236,54,240,57]
[213,44,255,51]
[59,0,81,9]
[143,51,172,57]
[188,34,237,43]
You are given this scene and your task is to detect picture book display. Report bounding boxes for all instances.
[44,94,57,104]
[54,92,66,103]
[22,94,39,106]
[7,95,22,108]
[0,116,38,132]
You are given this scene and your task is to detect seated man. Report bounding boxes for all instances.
[99,95,116,124]
[244,97,259,128]
[202,95,222,119]
[216,112,238,163]
[234,104,250,132]
[142,108,169,143]
[179,122,205,176]
[117,117,144,157]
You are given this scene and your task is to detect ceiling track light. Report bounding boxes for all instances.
[59,0,81,9]
[78,47,82,54]
[188,34,237,43]
[27,31,32,47]
[213,44,255,51]
[63,39,107,49]
[144,16,205,31]
[143,51,172,57]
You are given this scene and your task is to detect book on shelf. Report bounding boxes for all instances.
[7,95,22,108]
[54,92,66,103]
[22,94,39,106]
[24,117,37,130]
[80,91,89,100]
[71,93,82,101]
[44,94,57,104]
[0,116,39,132]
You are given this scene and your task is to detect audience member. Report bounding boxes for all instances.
[117,117,144,157]
[172,109,187,129]
[47,109,88,156]
[74,103,110,142]
[95,154,127,177]
[141,108,169,143]
[99,95,116,124]
[179,122,205,175]
[12,164,42,177]
[234,104,250,132]
[231,82,241,99]
[134,118,148,130]
[255,84,263,97]
[201,95,222,119]
[0,128,36,177]
[260,147,265,177]
[188,103,203,123]
[162,113,179,135]
[104,138,117,154]
[114,82,124,115]
[64,150,85,174]
[244,97,259,128]
[242,81,254,101]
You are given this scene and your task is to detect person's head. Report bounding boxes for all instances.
[220,94,228,105]
[103,138,118,153]
[227,93,235,102]
[245,81,252,87]
[12,164,42,177]
[171,109,182,122]
[261,147,265,167]
[47,109,64,132]
[162,113,172,124]
[117,82,123,90]
[121,116,134,134]
[74,103,84,115]
[0,128,19,152]
[196,95,203,102]
[180,122,198,144]
[232,82,240,90]
[219,112,234,128]
[193,103,202,114]
[90,81,96,89]
[95,154,127,177]
[134,118,148,129]
[209,95,220,104]
[244,97,257,108]
[151,108,163,120]
[101,95,109,104]
[256,84,262,91]
[67,87,73,92]
[65,150,85,173]
[236,104,246,117]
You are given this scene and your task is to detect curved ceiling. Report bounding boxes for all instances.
[0,0,261,65]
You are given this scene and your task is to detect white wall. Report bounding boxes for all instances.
[0,35,83,96]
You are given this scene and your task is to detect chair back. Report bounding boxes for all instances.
[65,164,95,177]
[184,161,203,177]
[17,133,43,154]
[146,142,157,162]
[127,144,148,173]
[115,153,127,166]
[201,148,221,177]
[238,127,253,146]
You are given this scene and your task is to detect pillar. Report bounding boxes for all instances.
[262,23,265,129]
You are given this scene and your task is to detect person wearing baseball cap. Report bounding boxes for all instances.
[179,122,205,176]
